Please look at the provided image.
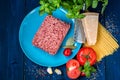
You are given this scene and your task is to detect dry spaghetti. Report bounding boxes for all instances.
[84,23,119,61]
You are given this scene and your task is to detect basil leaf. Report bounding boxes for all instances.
[82,69,86,73]
[61,2,71,10]
[49,6,55,11]
[101,0,108,14]
[90,66,97,72]
[84,61,90,69]
[85,71,91,78]
[39,10,45,15]
[39,0,108,18]
[74,5,83,11]
[85,0,92,10]
[73,0,77,3]
[78,14,85,19]
[101,6,106,14]
[103,0,108,5]
[48,0,52,3]
[45,8,50,13]
[66,12,74,18]
[92,0,98,8]
[78,0,84,5]
[39,1,45,4]
[40,6,45,11]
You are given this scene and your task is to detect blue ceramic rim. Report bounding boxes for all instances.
[19,6,82,67]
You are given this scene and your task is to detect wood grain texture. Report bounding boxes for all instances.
[105,0,120,80]
[0,0,25,80]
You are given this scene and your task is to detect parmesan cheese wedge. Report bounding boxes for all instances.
[81,12,99,45]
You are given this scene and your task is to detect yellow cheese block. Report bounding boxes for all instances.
[84,23,119,61]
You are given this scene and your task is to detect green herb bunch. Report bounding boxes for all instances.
[39,0,108,19]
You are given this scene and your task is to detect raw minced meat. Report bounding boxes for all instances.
[32,15,70,55]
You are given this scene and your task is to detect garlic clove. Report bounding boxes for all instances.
[47,67,53,74]
[55,69,62,75]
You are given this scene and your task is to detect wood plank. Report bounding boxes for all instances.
[0,0,11,80]
[0,0,26,80]
[25,0,39,14]
[105,0,120,79]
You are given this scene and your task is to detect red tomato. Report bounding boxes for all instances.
[67,68,81,79]
[76,47,97,66]
[66,59,81,79]
[63,48,72,56]
[66,59,80,69]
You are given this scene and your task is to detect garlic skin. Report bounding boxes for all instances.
[47,67,53,74]
[55,69,62,75]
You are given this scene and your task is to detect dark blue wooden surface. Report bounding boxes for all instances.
[0,0,120,80]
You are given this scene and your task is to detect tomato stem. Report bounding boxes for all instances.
[81,52,91,60]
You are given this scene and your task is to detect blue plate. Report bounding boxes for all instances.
[19,6,82,67]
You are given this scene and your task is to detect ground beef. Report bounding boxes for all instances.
[32,15,70,55]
